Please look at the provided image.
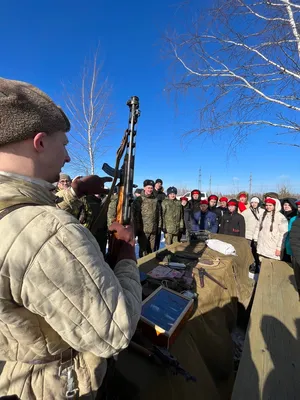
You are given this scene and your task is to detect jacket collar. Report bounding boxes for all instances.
[0,171,56,211]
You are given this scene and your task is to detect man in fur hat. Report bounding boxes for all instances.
[133,179,162,257]
[162,187,184,245]
[0,78,142,399]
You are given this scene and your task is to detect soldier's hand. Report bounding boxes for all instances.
[108,222,135,247]
[72,175,112,198]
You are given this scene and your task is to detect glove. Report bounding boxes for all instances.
[107,222,136,267]
[71,175,112,198]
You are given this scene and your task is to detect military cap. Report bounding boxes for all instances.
[155,178,163,184]
[167,186,177,195]
[143,179,154,187]
[0,78,70,147]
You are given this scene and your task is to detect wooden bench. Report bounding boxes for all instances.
[232,259,300,400]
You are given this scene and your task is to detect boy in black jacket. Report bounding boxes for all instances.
[219,199,245,237]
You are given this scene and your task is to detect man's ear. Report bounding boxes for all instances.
[33,132,48,153]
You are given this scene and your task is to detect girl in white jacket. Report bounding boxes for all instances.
[243,197,264,277]
[254,197,288,260]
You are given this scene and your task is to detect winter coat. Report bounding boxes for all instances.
[290,218,300,263]
[217,206,228,218]
[243,206,264,241]
[153,188,166,203]
[285,215,298,256]
[253,198,288,260]
[190,211,218,233]
[133,192,162,235]
[0,172,142,400]
[162,198,184,235]
[209,206,222,225]
[188,198,201,213]
[219,211,246,237]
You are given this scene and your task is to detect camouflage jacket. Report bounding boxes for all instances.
[56,189,108,254]
[162,198,184,234]
[107,195,118,227]
[133,193,162,235]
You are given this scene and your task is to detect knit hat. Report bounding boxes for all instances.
[250,196,260,204]
[155,179,163,184]
[265,197,276,205]
[228,199,238,207]
[0,78,70,147]
[180,196,188,202]
[220,197,228,203]
[208,195,218,201]
[143,179,154,187]
[59,173,71,181]
[191,189,201,196]
[167,186,177,195]
[200,199,209,205]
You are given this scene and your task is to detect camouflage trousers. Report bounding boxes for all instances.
[165,233,179,246]
[138,233,156,258]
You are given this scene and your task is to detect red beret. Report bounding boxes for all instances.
[228,201,237,206]
[209,195,218,201]
[265,198,276,205]
[296,200,300,206]
[180,196,188,202]
[239,193,247,199]
[200,200,208,205]
[220,197,228,203]
[191,189,201,196]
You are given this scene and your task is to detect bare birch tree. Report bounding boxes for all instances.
[63,47,113,175]
[166,0,300,150]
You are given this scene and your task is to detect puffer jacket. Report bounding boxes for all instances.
[133,192,161,235]
[253,198,288,260]
[190,211,218,233]
[162,198,184,235]
[0,172,142,399]
[243,206,264,240]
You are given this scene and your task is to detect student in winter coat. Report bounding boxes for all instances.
[280,198,298,261]
[162,187,184,245]
[289,203,300,299]
[208,194,222,226]
[153,178,166,251]
[253,197,288,260]
[237,191,250,213]
[285,200,300,258]
[188,189,202,213]
[281,198,297,221]
[190,200,218,233]
[217,197,228,217]
[179,196,189,240]
[243,197,264,277]
[219,199,246,237]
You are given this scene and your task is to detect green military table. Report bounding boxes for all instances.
[115,234,254,400]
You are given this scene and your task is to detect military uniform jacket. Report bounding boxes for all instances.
[133,193,162,235]
[162,198,184,235]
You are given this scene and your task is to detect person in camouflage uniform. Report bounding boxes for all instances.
[133,179,162,257]
[162,187,184,245]
[56,177,109,254]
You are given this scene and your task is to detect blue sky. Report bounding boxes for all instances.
[1,0,299,194]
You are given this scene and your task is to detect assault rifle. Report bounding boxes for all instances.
[102,96,140,225]
[90,96,140,235]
